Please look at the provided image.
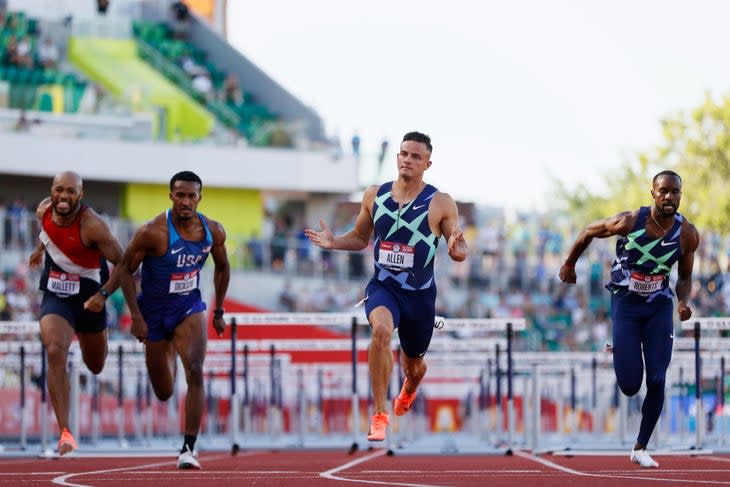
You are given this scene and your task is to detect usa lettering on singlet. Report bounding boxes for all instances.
[371,182,439,291]
[606,206,683,299]
[140,209,213,301]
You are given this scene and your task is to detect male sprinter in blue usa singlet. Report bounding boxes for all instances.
[305,132,468,442]
[559,170,699,468]
[97,171,230,469]
[137,208,212,339]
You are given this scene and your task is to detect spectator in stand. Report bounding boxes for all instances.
[170,1,191,40]
[221,73,243,106]
[192,72,214,103]
[38,36,60,69]
[351,132,361,161]
[4,34,17,66]
[96,0,110,14]
[14,35,33,68]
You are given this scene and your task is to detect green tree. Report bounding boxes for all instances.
[555,91,730,232]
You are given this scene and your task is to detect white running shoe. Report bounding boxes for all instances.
[630,449,659,468]
[177,446,201,470]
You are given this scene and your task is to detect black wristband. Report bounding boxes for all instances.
[213,308,224,319]
[99,289,110,299]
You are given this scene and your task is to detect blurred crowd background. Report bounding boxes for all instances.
[2,201,728,353]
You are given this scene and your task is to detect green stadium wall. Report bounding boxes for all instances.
[68,38,214,140]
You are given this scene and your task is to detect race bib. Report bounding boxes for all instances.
[629,271,664,295]
[378,241,415,270]
[47,270,81,296]
[168,269,199,294]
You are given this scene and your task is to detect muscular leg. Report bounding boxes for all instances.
[145,339,177,401]
[400,354,427,394]
[77,330,108,375]
[39,315,75,431]
[368,306,395,414]
[172,312,207,436]
[636,302,674,447]
[611,294,644,397]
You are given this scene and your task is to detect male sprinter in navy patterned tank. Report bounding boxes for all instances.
[559,170,699,468]
[28,170,133,456]
[305,131,468,441]
[87,171,230,469]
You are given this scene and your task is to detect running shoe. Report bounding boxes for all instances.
[630,448,659,468]
[393,380,417,416]
[177,446,201,469]
[57,428,78,456]
[367,412,389,441]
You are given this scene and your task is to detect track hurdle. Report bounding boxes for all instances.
[416,318,527,455]
[223,312,368,451]
[221,313,525,454]
[679,317,730,450]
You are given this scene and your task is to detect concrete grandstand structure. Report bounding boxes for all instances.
[1,0,359,252]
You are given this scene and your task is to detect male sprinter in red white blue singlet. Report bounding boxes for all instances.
[30,171,129,457]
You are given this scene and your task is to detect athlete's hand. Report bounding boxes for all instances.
[28,245,44,268]
[559,263,577,284]
[83,293,106,313]
[677,301,692,321]
[130,316,149,343]
[213,316,227,337]
[447,225,466,262]
[303,220,336,249]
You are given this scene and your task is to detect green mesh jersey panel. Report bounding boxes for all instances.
[606,206,683,299]
[371,182,439,291]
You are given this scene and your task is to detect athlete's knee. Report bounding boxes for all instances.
[645,373,666,393]
[84,356,105,375]
[152,382,174,401]
[370,324,393,348]
[617,376,642,397]
[44,342,69,366]
[184,360,205,386]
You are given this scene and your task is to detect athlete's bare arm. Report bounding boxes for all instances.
[28,198,52,267]
[35,197,51,220]
[304,185,377,251]
[432,191,467,262]
[80,210,123,265]
[81,210,137,313]
[675,220,700,321]
[207,218,230,337]
[559,210,637,284]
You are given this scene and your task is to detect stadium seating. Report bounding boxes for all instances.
[132,20,278,144]
[0,10,87,113]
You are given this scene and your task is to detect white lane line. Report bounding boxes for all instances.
[705,456,730,464]
[51,453,237,487]
[320,449,451,487]
[515,450,730,485]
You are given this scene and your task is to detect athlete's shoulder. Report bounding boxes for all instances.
[362,184,380,204]
[199,213,225,236]
[136,213,168,240]
[680,216,700,249]
[36,197,52,219]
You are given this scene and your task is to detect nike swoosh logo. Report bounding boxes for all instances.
[660,240,676,247]
[171,247,184,254]
[412,204,426,210]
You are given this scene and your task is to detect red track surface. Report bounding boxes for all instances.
[1,449,729,486]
